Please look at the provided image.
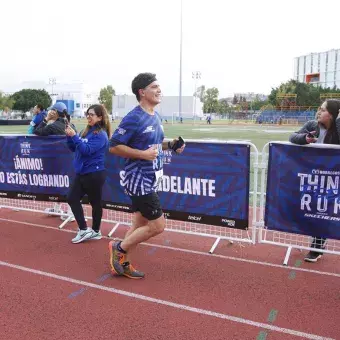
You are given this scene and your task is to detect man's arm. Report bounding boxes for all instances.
[109,144,157,161]
[162,140,173,151]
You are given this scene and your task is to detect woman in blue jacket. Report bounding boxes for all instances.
[66,104,112,244]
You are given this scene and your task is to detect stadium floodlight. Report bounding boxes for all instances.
[49,78,56,97]
[178,0,183,122]
[192,71,201,125]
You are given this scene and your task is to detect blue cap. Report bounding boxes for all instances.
[48,102,67,114]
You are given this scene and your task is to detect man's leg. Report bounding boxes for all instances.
[109,193,165,277]
[119,212,150,279]
[121,214,165,251]
[123,212,149,256]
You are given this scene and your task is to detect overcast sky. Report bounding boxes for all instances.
[1,0,339,97]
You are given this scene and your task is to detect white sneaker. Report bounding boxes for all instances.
[71,228,93,244]
[88,230,102,240]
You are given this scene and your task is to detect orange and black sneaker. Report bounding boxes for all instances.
[122,262,145,279]
[108,241,126,275]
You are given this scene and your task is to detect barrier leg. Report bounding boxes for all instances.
[209,237,221,254]
[283,246,292,266]
[108,223,120,238]
[58,215,73,230]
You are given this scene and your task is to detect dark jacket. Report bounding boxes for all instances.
[34,117,68,136]
[66,127,109,175]
[289,118,340,145]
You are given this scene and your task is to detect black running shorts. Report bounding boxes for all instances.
[130,192,163,220]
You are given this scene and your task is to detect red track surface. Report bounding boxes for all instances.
[0,209,339,340]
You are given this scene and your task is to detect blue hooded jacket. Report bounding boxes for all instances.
[28,110,47,134]
[67,126,109,175]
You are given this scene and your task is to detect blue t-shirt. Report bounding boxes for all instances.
[110,106,164,196]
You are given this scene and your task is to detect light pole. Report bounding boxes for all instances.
[192,71,201,124]
[49,77,56,100]
[178,0,183,123]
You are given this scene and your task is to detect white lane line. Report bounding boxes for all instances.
[0,260,334,340]
[1,217,340,279]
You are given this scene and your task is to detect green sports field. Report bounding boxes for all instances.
[0,119,301,152]
[0,119,304,205]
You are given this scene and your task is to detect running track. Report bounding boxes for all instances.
[0,208,339,340]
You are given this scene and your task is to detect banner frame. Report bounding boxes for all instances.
[258,141,340,265]
[0,135,258,254]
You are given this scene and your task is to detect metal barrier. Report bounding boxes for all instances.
[105,140,259,253]
[257,142,340,265]
[0,137,259,254]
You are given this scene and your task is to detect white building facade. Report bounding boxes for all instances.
[112,95,203,120]
[4,81,99,116]
[294,49,340,88]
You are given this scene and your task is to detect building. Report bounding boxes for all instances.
[3,81,99,116]
[294,48,340,88]
[233,93,267,102]
[112,95,203,120]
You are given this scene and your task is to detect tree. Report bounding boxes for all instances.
[251,95,269,111]
[0,92,15,110]
[203,87,219,113]
[10,89,51,112]
[232,95,238,105]
[217,98,230,118]
[194,85,206,103]
[98,85,115,113]
[268,79,340,108]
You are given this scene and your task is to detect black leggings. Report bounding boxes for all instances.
[311,237,326,251]
[67,170,106,232]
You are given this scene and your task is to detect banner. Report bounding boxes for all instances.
[103,142,250,229]
[0,135,75,201]
[265,143,340,240]
[0,136,250,229]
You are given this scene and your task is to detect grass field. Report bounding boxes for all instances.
[0,119,304,206]
[0,119,301,152]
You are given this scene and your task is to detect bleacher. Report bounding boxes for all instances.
[257,109,316,124]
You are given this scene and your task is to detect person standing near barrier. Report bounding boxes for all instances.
[108,73,185,279]
[66,104,112,244]
[34,102,68,136]
[28,104,46,134]
[289,99,340,262]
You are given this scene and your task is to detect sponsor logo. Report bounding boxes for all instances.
[48,196,59,201]
[17,193,37,200]
[20,142,31,156]
[81,138,88,143]
[118,128,126,135]
[163,212,171,219]
[0,192,8,197]
[142,126,155,134]
[188,215,202,221]
[106,204,130,210]
[221,218,235,227]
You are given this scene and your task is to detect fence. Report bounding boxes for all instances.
[0,136,258,254]
[0,135,339,263]
[258,142,340,265]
